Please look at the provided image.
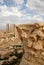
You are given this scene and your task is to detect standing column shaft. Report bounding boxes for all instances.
[6,24,10,32]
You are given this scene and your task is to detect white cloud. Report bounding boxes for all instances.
[26,0,44,16]
[0,0,3,3]
[11,7,22,17]
[0,0,44,24]
[14,0,24,5]
[0,5,22,17]
[0,14,43,24]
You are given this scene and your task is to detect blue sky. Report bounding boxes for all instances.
[0,0,44,24]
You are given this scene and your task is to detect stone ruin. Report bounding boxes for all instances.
[0,23,44,65]
[19,23,44,65]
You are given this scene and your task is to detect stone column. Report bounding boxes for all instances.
[6,24,10,32]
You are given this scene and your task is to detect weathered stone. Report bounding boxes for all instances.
[41,52,44,56]
[33,41,43,50]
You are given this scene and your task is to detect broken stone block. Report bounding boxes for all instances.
[33,41,43,50]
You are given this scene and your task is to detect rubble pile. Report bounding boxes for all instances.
[21,23,44,65]
[0,45,24,65]
[0,23,44,65]
[0,33,24,65]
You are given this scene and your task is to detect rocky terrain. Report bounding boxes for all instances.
[0,23,44,65]
[0,32,24,65]
[19,23,44,65]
